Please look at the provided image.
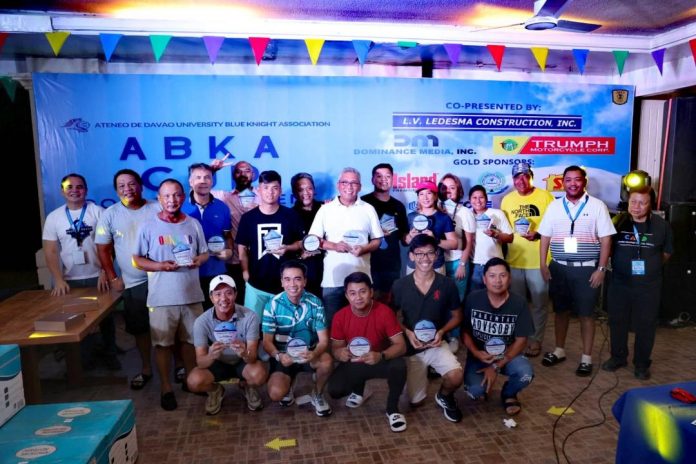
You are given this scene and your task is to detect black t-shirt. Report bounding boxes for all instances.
[361,193,409,274]
[392,272,461,354]
[463,289,534,352]
[611,212,673,283]
[236,206,303,293]
[292,200,324,296]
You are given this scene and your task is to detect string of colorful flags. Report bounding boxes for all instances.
[0,30,695,101]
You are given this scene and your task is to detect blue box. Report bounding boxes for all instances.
[0,344,25,428]
[0,400,137,464]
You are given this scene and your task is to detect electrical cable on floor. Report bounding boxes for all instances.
[551,319,617,464]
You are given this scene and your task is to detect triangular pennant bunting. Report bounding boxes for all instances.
[487,45,505,71]
[572,49,589,74]
[45,31,70,56]
[651,48,666,75]
[305,38,325,65]
[0,77,17,102]
[248,37,270,65]
[149,35,172,62]
[443,43,462,65]
[612,50,629,76]
[689,39,696,65]
[203,36,225,64]
[0,33,9,55]
[99,34,122,62]
[530,47,549,71]
[352,40,373,65]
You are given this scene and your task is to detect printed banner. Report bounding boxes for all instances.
[34,74,633,213]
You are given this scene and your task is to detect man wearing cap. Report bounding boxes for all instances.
[392,234,464,423]
[501,162,555,358]
[262,260,333,416]
[308,167,383,325]
[538,166,615,377]
[211,160,259,303]
[187,275,268,415]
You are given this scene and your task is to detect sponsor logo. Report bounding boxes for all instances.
[478,171,507,195]
[493,136,615,155]
[612,89,629,105]
[544,174,565,192]
[63,118,90,133]
[393,172,437,190]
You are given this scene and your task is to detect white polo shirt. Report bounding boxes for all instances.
[308,197,384,288]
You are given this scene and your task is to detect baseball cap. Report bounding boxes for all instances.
[512,162,533,178]
[209,275,236,294]
[415,181,438,193]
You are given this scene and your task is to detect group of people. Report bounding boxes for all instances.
[41,159,672,432]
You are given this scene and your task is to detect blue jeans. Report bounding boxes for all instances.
[469,263,486,292]
[464,354,534,400]
[322,286,347,327]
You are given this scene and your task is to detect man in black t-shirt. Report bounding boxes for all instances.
[361,163,409,303]
[602,187,673,380]
[462,257,534,416]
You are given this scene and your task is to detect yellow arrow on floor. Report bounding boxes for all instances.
[265,437,297,451]
[547,406,575,416]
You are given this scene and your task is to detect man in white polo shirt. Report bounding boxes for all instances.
[308,167,383,325]
[538,166,615,377]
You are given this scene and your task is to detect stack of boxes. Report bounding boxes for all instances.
[0,344,138,463]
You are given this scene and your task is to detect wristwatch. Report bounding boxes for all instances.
[491,362,500,373]
[597,266,607,272]
[380,352,387,362]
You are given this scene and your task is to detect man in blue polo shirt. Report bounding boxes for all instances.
[262,260,333,416]
[182,163,233,309]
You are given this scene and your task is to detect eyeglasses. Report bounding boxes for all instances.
[339,181,360,187]
[412,251,437,259]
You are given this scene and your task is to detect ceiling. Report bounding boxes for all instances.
[1,1,695,73]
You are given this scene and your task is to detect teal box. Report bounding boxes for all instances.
[0,344,25,428]
[0,400,137,464]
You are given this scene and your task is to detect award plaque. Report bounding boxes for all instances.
[239,190,256,208]
[380,214,398,234]
[286,338,308,362]
[476,213,492,230]
[213,321,237,346]
[302,234,321,252]
[485,337,506,360]
[412,214,430,232]
[343,230,368,246]
[348,337,371,357]
[263,230,283,252]
[172,243,193,266]
[443,199,457,216]
[207,235,225,253]
[514,217,530,235]
[414,320,437,343]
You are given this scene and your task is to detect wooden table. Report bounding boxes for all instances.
[0,288,122,404]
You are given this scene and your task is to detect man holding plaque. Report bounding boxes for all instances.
[262,261,333,416]
[328,272,408,432]
[462,258,535,416]
[392,234,464,423]
[188,275,267,415]
[237,170,304,319]
[182,163,233,310]
[361,163,409,303]
[134,179,209,411]
[501,162,554,358]
[308,167,384,324]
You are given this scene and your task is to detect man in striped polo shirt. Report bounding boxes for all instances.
[538,166,616,377]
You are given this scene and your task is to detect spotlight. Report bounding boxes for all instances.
[620,170,651,202]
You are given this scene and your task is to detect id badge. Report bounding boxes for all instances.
[72,249,86,265]
[631,260,646,275]
[563,237,578,253]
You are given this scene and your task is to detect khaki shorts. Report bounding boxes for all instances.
[149,303,204,347]
[406,343,462,404]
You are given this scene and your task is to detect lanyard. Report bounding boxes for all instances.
[563,195,588,236]
[631,221,650,259]
[65,205,87,236]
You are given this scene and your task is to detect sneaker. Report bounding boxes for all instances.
[205,383,225,415]
[435,392,463,423]
[280,390,295,407]
[601,358,627,372]
[634,367,651,380]
[310,390,332,417]
[242,385,263,411]
[448,338,460,354]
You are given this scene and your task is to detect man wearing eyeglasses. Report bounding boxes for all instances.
[308,167,384,325]
[391,234,464,423]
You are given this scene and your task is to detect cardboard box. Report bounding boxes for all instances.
[33,312,85,332]
[0,400,137,464]
[0,344,25,428]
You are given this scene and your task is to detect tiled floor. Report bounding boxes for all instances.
[37,313,696,464]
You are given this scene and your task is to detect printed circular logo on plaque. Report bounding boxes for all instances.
[414,320,437,343]
[214,321,237,345]
[207,235,225,253]
[302,235,321,252]
[348,337,371,357]
[412,214,430,231]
